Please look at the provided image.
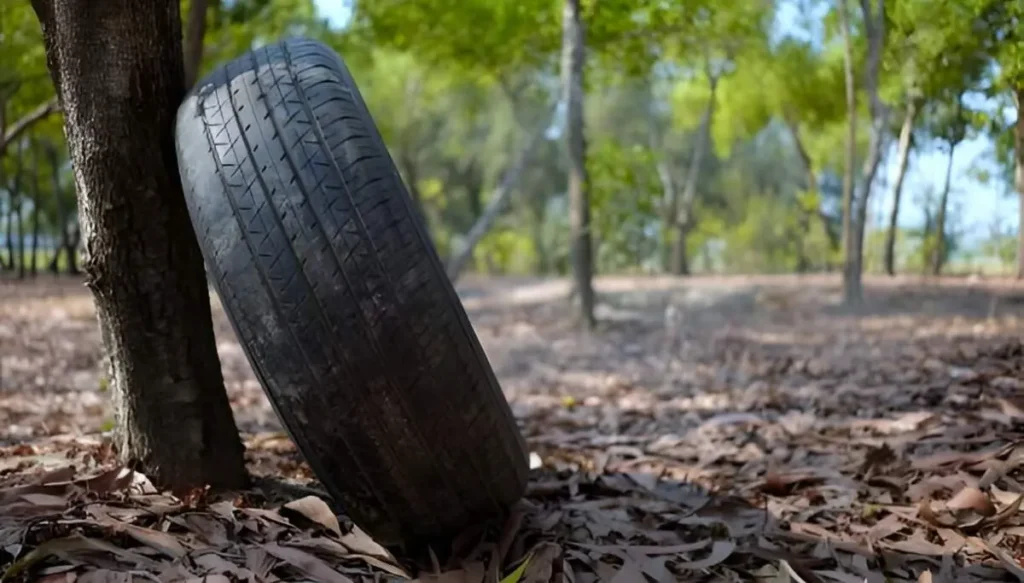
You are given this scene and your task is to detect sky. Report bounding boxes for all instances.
[313,0,1019,245]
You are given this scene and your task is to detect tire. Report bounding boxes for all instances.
[173,37,529,545]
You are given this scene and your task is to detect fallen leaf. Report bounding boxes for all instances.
[946,486,996,516]
[281,495,342,537]
[263,543,353,583]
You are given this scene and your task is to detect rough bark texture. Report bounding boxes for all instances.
[838,0,857,301]
[561,0,596,328]
[883,99,918,276]
[1016,87,1024,279]
[30,0,247,489]
[930,143,956,276]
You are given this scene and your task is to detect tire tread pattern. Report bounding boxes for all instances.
[174,37,528,544]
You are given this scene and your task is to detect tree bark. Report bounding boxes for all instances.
[561,0,596,328]
[930,141,956,275]
[1015,87,1024,279]
[30,0,247,490]
[883,98,918,276]
[838,0,858,302]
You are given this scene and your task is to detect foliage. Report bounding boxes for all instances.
[2,0,1021,279]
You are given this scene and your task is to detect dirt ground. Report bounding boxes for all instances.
[4,273,1024,581]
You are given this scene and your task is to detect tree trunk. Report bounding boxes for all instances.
[838,0,858,302]
[883,98,918,276]
[445,119,547,282]
[31,0,247,490]
[1015,87,1024,279]
[15,199,25,279]
[29,141,41,276]
[3,195,12,271]
[668,76,717,276]
[561,0,595,328]
[784,116,831,268]
[930,141,956,275]
[182,0,213,88]
[45,142,66,274]
[844,0,888,306]
[30,198,40,277]
[65,224,80,275]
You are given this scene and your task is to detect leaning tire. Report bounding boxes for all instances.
[174,37,529,545]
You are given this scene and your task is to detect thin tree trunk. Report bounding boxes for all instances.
[3,195,12,271]
[182,0,211,88]
[15,199,24,279]
[883,98,918,276]
[446,119,547,282]
[1015,87,1024,279]
[838,0,858,302]
[31,0,247,490]
[669,75,717,276]
[561,0,595,328]
[785,116,836,267]
[5,140,24,272]
[845,0,888,306]
[65,224,80,275]
[30,145,41,276]
[930,141,956,275]
[45,142,66,274]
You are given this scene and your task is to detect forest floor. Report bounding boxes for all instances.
[3,274,1024,582]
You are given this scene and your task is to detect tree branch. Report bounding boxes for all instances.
[1,97,60,154]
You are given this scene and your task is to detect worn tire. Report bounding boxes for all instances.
[174,37,529,545]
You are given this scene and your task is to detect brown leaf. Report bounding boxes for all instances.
[946,486,996,516]
[263,542,354,583]
[281,495,342,536]
[519,542,561,583]
[117,523,188,558]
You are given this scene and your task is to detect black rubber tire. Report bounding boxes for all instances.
[173,37,529,545]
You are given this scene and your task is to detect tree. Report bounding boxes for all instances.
[837,0,858,298]
[926,92,969,275]
[30,0,247,489]
[838,0,888,306]
[561,0,595,328]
